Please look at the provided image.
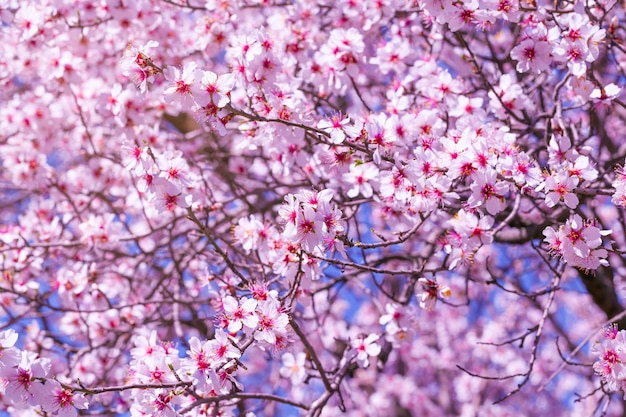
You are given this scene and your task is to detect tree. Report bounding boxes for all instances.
[1,0,626,416]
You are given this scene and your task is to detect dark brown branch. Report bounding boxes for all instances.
[579,266,626,330]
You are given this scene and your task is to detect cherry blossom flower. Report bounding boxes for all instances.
[295,205,324,250]
[78,213,121,249]
[188,336,213,373]
[120,144,149,174]
[151,178,192,213]
[343,162,379,198]
[195,70,236,108]
[552,40,589,76]
[612,164,626,207]
[207,330,241,363]
[279,352,307,385]
[370,37,411,75]
[449,209,494,250]
[130,330,165,362]
[131,389,179,417]
[351,334,382,368]
[317,113,350,144]
[543,214,610,270]
[510,38,552,73]
[30,380,89,417]
[157,150,194,192]
[120,40,160,92]
[222,295,259,333]
[163,62,198,108]
[379,304,415,347]
[278,194,299,239]
[234,215,265,254]
[416,278,451,311]
[254,299,289,345]
[321,27,364,74]
[3,2,626,417]
[487,73,532,118]
[467,170,507,215]
[539,171,580,209]
[593,325,626,393]
[566,155,597,183]
[0,328,20,367]
[0,351,50,406]
[133,355,178,385]
[590,83,622,106]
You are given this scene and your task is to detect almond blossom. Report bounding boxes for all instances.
[351,334,382,368]
[510,38,552,73]
[540,170,580,209]
[279,352,307,385]
[543,214,610,270]
[254,299,289,346]
[221,295,259,333]
[195,70,235,108]
[2,1,626,416]
[30,380,88,417]
[467,170,508,215]
[163,62,198,108]
[0,329,20,367]
[0,351,50,406]
[416,278,452,311]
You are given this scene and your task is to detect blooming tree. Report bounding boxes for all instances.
[1,0,626,416]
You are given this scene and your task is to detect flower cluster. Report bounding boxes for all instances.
[120,40,161,93]
[121,145,196,214]
[592,324,626,395]
[543,214,611,271]
[112,290,291,417]
[1,0,626,416]
[0,329,88,417]
[278,189,346,254]
[613,164,626,208]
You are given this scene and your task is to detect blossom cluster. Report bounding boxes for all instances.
[543,214,611,271]
[0,329,88,417]
[593,325,626,395]
[1,0,625,416]
[613,163,626,208]
[121,144,197,214]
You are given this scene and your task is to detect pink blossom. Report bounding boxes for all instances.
[449,209,494,250]
[468,170,507,215]
[351,334,381,368]
[233,215,265,254]
[222,295,259,333]
[590,83,622,106]
[163,62,198,108]
[540,171,580,209]
[0,351,50,406]
[30,380,88,417]
[317,113,350,144]
[120,40,160,92]
[0,329,20,367]
[613,164,626,207]
[151,178,192,213]
[416,278,451,311]
[543,214,610,270]
[2,2,626,416]
[295,205,324,250]
[343,162,379,198]
[207,330,241,364]
[279,352,307,385]
[510,38,552,73]
[254,299,289,345]
[195,70,235,108]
